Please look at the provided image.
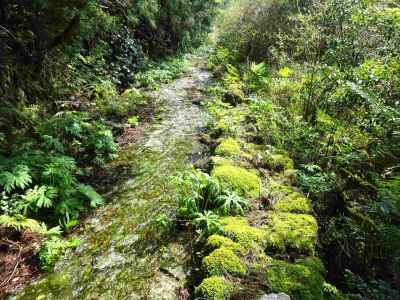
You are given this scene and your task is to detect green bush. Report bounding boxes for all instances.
[216,0,309,62]
[37,111,117,166]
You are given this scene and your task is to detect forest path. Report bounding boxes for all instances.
[15,55,213,300]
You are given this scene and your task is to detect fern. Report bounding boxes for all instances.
[244,62,269,92]
[216,191,249,216]
[192,211,223,235]
[0,165,32,193]
[22,185,58,211]
[0,214,43,232]
[78,184,103,208]
[43,156,76,187]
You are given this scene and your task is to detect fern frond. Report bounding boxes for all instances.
[78,184,103,208]
[0,214,43,232]
[22,185,58,209]
[0,165,32,193]
[216,192,249,215]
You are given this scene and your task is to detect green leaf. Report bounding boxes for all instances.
[22,185,58,210]
[0,214,43,232]
[0,165,32,193]
[78,184,103,207]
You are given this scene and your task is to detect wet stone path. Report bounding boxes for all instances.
[15,56,213,300]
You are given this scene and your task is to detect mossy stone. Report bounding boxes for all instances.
[275,192,312,214]
[264,212,318,255]
[196,276,234,300]
[265,257,326,300]
[268,181,295,201]
[220,217,266,249]
[264,153,294,171]
[212,165,261,198]
[211,156,235,167]
[207,234,245,255]
[282,168,298,185]
[215,138,242,157]
[202,247,246,276]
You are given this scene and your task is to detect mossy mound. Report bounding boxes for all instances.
[215,138,242,157]
[212,165,261,198]
[280,168,298,185]
[203,247,246,276]
[275,192,312,214]
[207,234,245,255]
[265,257,326,300]
[268,181,295,201]
[220,217,266,249]
[264,212,318,254]
[196,276,234,300]
[211,156,235,167]
[264,152,294,171]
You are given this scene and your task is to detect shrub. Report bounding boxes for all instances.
[37,111,117,166]
[216,0,309,62]
[39,237,81,271]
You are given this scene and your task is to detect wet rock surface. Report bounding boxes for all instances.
[258,293,291,300]
[14,57,212,300]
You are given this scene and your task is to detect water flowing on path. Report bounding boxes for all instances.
[15,56,213,300]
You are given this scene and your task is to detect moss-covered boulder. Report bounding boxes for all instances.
[265,257,326,300]
[196,276,234,300]
[212,165,261,197]
[275,192,312,214]
[215,138,242,157]
[264,212,318,254]
[211,156,235,167]
[203,247,246,276]
[282,168,298,185]
[268,181,295,202]
[264,151,294,172]
[207,234,245,255]
[220,217,266,250]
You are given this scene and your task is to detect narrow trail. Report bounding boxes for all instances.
[16,56,213,300]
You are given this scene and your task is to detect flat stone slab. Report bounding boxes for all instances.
[258,293,291,300]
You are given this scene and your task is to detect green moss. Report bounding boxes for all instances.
[265,257,326,300]
[195,276,234,300]
[264,153,294,171]
[282,168,298,185]
[242,142,264,154]
[215,138,242,157]
[268,181,295,201]
[203,247,246,276]
[275,192,312,214]
[250,252,274,272]
[212,165,261,197]
[264,212,318,254]
[211,156,235,167]
[220,217,266,249]
[207,234,245,255]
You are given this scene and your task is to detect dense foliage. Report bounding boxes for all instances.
[207,0,400,298]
